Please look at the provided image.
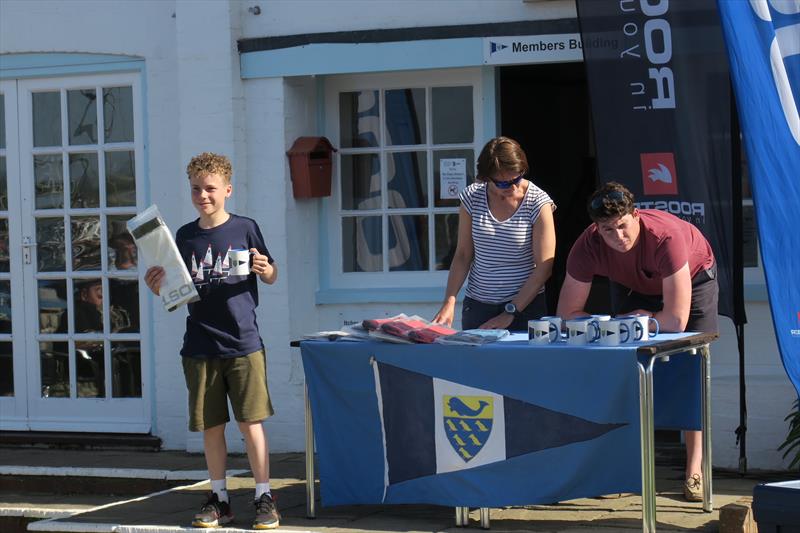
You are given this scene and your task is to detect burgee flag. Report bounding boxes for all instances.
[717,0,800,395]
[372,360,626,495]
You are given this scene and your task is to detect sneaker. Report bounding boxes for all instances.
[192,492,234,528]
[683,473,703,502]
[253,492,280,530]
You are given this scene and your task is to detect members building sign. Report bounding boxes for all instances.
[483,34,587,65]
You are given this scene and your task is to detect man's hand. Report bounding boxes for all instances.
[144,266,165,296]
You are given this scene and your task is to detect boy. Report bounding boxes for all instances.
[145,152,280,529]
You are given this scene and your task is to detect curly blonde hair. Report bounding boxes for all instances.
[186,152,233,183]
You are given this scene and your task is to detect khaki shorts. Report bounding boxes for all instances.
[182,350,274,432]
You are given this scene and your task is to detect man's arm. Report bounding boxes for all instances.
[650,262,691,332]
[556,273,593,320]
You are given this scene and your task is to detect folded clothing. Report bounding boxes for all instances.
[408,324,457,343]
[381,319,430,338]
[362,314,407,331]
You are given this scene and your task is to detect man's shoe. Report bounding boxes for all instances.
[192,492,234,528]
[683,473,703,502]
[253,492,280,530]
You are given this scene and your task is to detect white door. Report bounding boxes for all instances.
[0,73,149,432]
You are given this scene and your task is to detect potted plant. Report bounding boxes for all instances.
[778,398,800,470]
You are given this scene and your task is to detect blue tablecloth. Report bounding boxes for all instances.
[300,333,701,508]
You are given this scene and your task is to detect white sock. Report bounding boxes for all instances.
[255,482,270,500]
[211,479,229,503]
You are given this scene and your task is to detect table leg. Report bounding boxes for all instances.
[454,506,467,527]
[638,361,657,533]
[480,507,490,529]
[700,344,713,513]
[305,384,316,519]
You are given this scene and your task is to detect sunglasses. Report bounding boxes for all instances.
[490,174,525,189]
[590,190,625,210]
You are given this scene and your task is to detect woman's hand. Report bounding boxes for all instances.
[433,300,456,327]
[144,266,165,296]
[480,312,514,330]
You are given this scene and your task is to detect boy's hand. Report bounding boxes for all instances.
[250,248,277,284]
[145,266,165,296]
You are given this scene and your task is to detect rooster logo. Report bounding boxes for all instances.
[647,163,673,184]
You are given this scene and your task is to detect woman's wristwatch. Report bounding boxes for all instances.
[504,302,520,317]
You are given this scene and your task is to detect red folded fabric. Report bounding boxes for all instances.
[381,319,429,338]
[408,325,457,343]
[362,317,398,330]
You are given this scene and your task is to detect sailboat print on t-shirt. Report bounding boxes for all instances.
[222,246,232,269]
[202,244,214,267]
[191,253,198,276]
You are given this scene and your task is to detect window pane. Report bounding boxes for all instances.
[109,278,139,333]
[433,149,474,207]
[71,216,101,271]
[0,219,8,272]
[339,90,380,148]
[432,86,473,144]
[33,92,61,147]
[0,342,12,397]
[104,87,134,143]
[435,213,459,270]
[76,341,105,398]
[0,156,7,209]
[387,152,427,209]
[105,150,136,207]
[40,341,69,398]
[69,152,100,208]
[108,215,137,270]
[68,89,97,145]
[0,94,5,148]
[73,278,103,333]
[386,88,426,145]
[0,280,10,333]
[38,279,67,333]
[343,216,382,272]
[34,154,64,209]
[388,215,428,271]
[341,154,381,210]
[112,341,141,398]
[36,217,66,272]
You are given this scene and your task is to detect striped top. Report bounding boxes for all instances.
[460,181,555,304]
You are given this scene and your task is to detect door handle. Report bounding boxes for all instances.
[22,236,37,265]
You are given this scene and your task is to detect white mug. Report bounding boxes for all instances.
[228,249,253,276]
[528,319,559,344]
[616,316,645,342]
[565,318,600,345]
[540,316,562,337]
[599,319,630,346]
[623,314,660,340]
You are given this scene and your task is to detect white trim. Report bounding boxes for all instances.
[323,68,482,291]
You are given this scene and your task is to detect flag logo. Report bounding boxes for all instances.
[443,396,493,462]
[490,42,508,54]
[640,152,678,195]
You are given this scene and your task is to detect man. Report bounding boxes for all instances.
[556,181,718,502]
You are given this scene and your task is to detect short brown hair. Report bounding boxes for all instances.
[476,136,529,182]
[186,152,233,183]
[587,181,636,222]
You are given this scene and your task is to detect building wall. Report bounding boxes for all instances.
[1,0,797,471]
[239,0,576,38]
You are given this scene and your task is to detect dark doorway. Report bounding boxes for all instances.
[499,62,608,314]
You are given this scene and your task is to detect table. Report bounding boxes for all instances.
[297,332,717,533]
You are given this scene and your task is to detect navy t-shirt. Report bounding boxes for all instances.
[176,214,274,358]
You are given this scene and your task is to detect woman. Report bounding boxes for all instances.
[433,136,556,331]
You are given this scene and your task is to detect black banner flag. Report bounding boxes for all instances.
[576,0,744,324]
